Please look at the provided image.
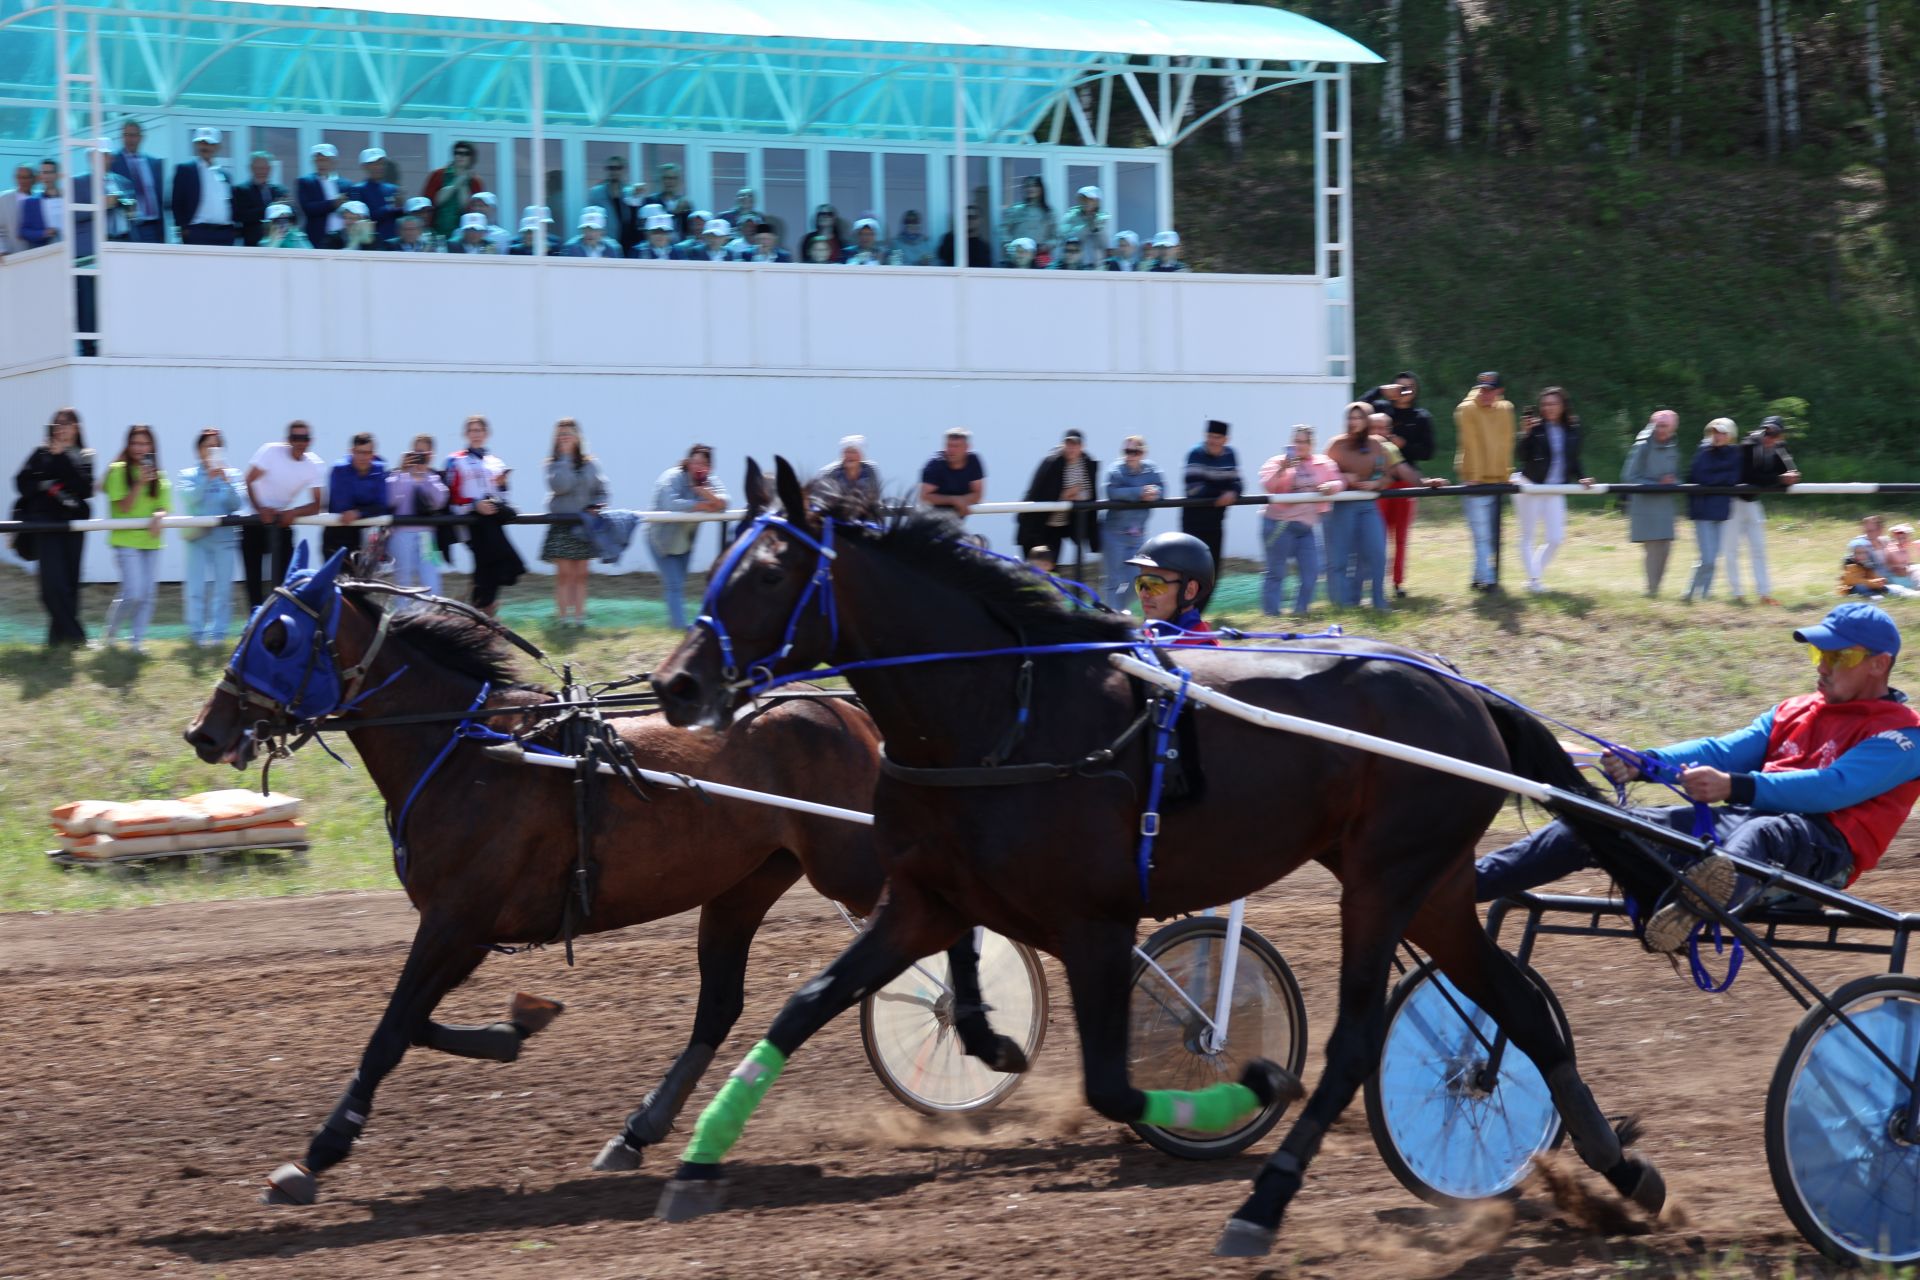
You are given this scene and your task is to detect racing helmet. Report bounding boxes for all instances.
[1126,531,1216,608]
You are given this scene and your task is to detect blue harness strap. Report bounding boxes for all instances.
[1688,919,1745,993]
[387,681,491,884]
[1135,670,1192,904]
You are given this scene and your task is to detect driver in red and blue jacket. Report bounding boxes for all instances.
[1476,603,1920,952]
[1127,532,1220,647]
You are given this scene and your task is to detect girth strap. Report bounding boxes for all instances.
[875,698,1157,789]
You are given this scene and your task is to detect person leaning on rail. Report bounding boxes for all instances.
[1475,603,1920,953]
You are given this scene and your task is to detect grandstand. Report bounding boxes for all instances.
[0,0,1379,575]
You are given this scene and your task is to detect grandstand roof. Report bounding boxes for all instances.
[0,0,1377,146]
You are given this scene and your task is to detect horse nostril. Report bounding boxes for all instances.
[662,673,702,706]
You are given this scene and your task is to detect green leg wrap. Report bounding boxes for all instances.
[681,1040,788,1165]
[1140,1082,1261,1131]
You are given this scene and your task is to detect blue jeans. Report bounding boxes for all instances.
[1103,523,1148,609]
[654,548,692,630]
[1463,495,1498,586]
[105,545,159,644]
[1688,519,1725,599]
[1261,519,1320,616]
[388,528,440,594]
[183,536,236,646]
[1353,506,1388,609]
[1323,502,1369,606]
[1475,804,1855,906]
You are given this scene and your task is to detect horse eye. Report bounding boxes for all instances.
[262,620,288,654]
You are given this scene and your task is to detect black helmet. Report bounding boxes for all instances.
[1126,531,1216,607]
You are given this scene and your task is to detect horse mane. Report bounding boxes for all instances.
[349,588,545,692]
[852,506,1135,646]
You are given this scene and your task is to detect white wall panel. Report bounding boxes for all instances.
[0,248,73,371]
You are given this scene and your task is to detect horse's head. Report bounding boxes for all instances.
[184,543,369,766]
[653,456,837,729]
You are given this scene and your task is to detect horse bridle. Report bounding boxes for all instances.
[693,511,839,696]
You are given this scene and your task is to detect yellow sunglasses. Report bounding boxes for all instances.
[1133,573,1178,599]
[1809,645,1871,671]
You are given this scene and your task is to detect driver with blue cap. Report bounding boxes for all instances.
[1477,602,1920,952]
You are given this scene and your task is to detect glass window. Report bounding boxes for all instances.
[1115,160,1157,244]
[253,126,300,186]
[710,150,748,212]
[881,153,927,239]
[1065,163,1101,208]
[828,150,871,220]
[379,131,431,197]
[964,155,989,226]
[322,129,371,174]
[512,138,566,228]
[761,147,807,252]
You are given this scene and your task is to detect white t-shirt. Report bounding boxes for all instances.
[247,442,326,511]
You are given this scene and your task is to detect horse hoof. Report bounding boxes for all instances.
[592,1136,642,1172]
[1610,1156,1667,1216]
[1212,1218,1276,1258]
[1240,1058,1304,1109]
[656,1175,730,1223]
[262,1162,317,1206]
[988,1035,1030,1074]
[510,992,565,1037]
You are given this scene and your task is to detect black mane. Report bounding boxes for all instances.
[858,508,1136,646]
[349,588,541,691]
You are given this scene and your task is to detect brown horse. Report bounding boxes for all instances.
[184,549,1025,1204]
[642,459,1665,1255]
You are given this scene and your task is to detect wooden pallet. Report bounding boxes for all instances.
[45,843,311,871]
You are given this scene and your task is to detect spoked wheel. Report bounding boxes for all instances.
[860,930,1050,1114]
[1766,973,1920,1266]
[1364,959,1570,1206]
[1128,915,1308,1159]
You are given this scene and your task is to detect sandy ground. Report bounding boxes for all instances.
[4,848,1915,1279]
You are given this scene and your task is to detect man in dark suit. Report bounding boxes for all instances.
[346,147,400,242]
[170,127,236,245]
[297,143,346,248]
[230,151,287,247]
[585,153,640,254]
[109,120,166,243]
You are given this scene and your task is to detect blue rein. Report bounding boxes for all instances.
[693,513,839,691]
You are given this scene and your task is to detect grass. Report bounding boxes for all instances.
[0,505,1888,913]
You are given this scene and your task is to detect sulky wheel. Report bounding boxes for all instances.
[1127,914,1308,1159]
[1766,972,1920,1266]
[1364,959,1570,1206]
[860,930,1049,1114]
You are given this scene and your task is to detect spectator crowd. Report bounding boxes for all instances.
[6,377,1829,651]
[2,131,1193,272]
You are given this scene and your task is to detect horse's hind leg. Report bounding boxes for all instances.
[655,875,963,1222]
[1217,878,1411,1257]
[1409,871,1667,1215]
[264,913,488,1206]
[945,930,1032,1074]
[593,853,803,1171]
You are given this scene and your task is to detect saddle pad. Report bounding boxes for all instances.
[183,790,303,831]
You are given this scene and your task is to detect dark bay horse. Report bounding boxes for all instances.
[644,458,1666,1255]
[184,545,1024,1205]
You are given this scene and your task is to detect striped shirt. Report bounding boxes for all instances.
[1184,444,1243,502]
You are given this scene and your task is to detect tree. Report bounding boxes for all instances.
[1444,0,1464,149]
[1669,9,1687,158]
[1866,0,1888,159]
[1379,0,1405,147]
[1759,0,1781,159]
[1568,0,1600,152]
[1778,0,1801,147]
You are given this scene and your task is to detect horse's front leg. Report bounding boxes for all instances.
[654,877,963,1222]
[263,914,490,1205]
[593,856,802,1171]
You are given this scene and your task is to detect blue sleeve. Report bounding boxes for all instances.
[1748,730,1920,814]
[1642,708,1775,776]
[327,463,349,513]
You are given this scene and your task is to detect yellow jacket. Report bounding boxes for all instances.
[1454,395,1516,484]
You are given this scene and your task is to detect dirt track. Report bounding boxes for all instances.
[5,845,1914,1280]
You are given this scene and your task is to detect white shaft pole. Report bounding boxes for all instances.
[491,744,875,826]
[1112,653,1556,804]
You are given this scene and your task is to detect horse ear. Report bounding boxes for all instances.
[302,548,349,599]
[283,539,310,583]
[743,456,769,517]
[773,456,807,523]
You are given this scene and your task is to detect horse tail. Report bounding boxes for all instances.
[1477,692,1664,906]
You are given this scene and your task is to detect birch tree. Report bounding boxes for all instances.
[1445,0,1464,149]
[1778,0,1801,147]
[1866,0,1888,158]
[1759,0,1781,158]
[1568,0,1599,151]
[1669,9,1687,158]
[1379,0,1405,147]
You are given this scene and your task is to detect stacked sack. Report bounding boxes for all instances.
[51,791,306,860]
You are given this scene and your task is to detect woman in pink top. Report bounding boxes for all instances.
[1258,424,1343,617]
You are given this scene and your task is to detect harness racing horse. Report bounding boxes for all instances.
[644,459,1667,1256]
[183,544,1028,1205]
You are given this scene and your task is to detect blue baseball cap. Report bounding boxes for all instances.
[1795,602,1902,657]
